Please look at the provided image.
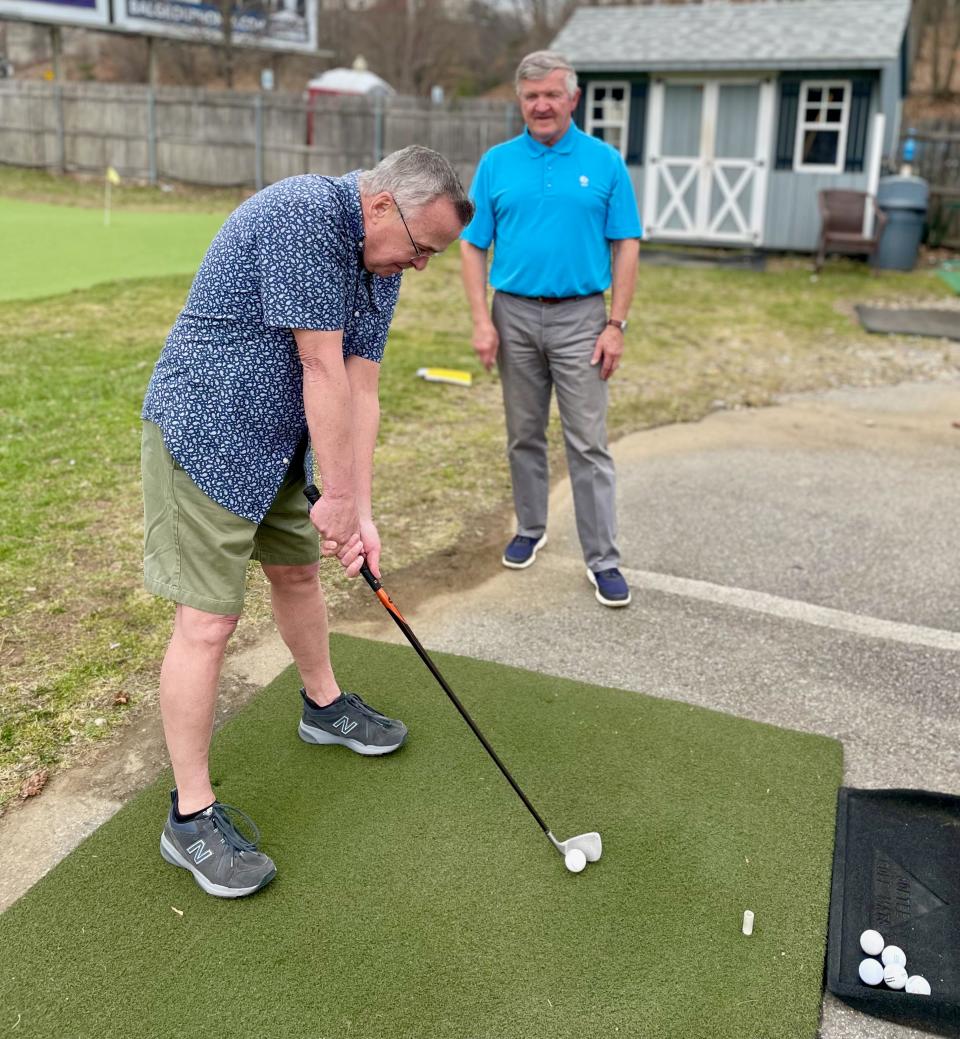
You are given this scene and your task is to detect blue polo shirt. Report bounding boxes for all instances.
[462,123,642,298]
[142,171,401,523]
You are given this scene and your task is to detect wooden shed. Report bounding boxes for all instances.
[550,0,912,251]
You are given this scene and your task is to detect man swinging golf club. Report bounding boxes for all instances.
[141,146,474,898]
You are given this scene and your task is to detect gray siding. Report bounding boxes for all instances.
[762,170,868,250]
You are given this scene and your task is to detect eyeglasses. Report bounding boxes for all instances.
[391,194,426,261]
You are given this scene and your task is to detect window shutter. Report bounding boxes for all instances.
[573,87,586,131]
[775,80,799,169]
[625,81,647,165]
[844,79,872,173]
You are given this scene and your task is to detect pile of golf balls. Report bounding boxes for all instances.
[858,930,931,996]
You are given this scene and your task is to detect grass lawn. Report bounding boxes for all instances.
[0,198,226,301]
[0,169,956,813]
[0,636,844,1039]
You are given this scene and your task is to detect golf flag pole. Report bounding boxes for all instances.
[104,166,121,227]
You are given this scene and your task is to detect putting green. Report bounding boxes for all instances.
[0,198,225,301]
[0,635,842,1039]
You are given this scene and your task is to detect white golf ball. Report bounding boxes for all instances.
[905,975,931,996]
[860,929,884,956]
[858,958,884,986]
[564,848,587,873]
[883,964,908,990]
[882,945,907,968]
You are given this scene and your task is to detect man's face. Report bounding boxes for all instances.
[361,192,464,277]
[518,68,580,147]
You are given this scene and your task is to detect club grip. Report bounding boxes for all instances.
[302,483,381,591]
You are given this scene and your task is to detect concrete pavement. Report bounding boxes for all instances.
[345,378,960,1039]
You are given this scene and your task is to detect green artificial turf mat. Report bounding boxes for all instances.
[0,634,842,1039]
[0,198,224,301]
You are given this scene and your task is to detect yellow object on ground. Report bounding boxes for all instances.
[416,367,472,387]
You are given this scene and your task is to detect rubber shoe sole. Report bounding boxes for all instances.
[586,568,632,608]
[298,720,406,756]
[159,832,276,898]
[502,533,547,570]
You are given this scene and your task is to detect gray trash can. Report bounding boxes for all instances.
[875,176,929,271]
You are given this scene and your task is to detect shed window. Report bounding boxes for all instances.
[793,80,851,173]
[585,81,630,158]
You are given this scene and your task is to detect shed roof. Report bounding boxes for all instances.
[550,0,911,72]
[308,68,395,95]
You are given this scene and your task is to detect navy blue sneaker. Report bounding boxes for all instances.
[587,567,632,607]
[502,533,547,569]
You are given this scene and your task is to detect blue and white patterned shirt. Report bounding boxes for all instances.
[142,171,401,523]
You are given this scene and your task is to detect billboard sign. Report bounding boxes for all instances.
[113,0,317,52]
[0,0,110,27]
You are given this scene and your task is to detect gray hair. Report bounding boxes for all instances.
[515,50,578,97]
[359,145,474,226]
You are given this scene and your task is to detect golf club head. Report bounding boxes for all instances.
[552,831,602,863]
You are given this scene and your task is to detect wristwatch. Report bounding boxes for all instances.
[606,318,628,332]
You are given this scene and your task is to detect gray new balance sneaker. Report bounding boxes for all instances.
[160,793,276,898]
[298,689,408,756]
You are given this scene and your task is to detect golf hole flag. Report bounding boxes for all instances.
[103,167,121,227]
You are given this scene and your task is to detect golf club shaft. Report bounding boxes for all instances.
[303,483,551,836]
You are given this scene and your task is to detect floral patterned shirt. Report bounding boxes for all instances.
[142,171,400,522]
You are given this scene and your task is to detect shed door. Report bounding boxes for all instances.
[644,78,775,245]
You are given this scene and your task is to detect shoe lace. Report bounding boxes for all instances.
[596,568,622,580]
[342,692,393,729]
[208,803,261,854]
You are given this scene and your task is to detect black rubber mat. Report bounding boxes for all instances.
[827,788,960,1036]
[856,305,960,340]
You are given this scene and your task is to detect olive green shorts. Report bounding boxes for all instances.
[141,421,319,616]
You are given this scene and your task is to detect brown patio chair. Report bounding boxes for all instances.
[815,190,888,272]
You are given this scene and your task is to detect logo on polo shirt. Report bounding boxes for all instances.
[579,175,589,187]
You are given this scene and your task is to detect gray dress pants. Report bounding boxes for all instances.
[492,290,620,572]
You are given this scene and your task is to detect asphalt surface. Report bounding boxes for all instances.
[3,377,959,1039]
[345,379,960,1039]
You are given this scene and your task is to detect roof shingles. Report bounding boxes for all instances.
[550,0,911,71]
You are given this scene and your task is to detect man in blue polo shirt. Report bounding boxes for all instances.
[141,146,473,897]
[461,50,641,607]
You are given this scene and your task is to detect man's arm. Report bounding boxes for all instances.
[460,240,500,371]
[294,328,363,574]
[590,237,640,381]
[344,353,383,578]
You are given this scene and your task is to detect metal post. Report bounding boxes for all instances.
[254,92,264,190]
[54,83,65,174]
[146,35,159,89]
[146,87,157,185]
[373,93,384,165]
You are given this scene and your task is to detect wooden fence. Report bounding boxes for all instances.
[0,80,519,189]
[905,119,960,248]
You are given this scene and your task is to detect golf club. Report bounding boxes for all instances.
[303,483,602,872]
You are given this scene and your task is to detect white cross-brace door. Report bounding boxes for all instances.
[643,78,775,245]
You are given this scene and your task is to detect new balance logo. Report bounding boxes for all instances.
[186,839,214,865]
[332,716,358,735]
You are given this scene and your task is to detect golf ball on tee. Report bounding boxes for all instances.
[860,929,884,956]
[858,958,884,986]
[906,975,931,996]
[882,945,906,968]
[564,849,587,873]
[883,964,908,990]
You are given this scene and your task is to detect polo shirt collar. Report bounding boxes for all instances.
[522,121,579,157]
